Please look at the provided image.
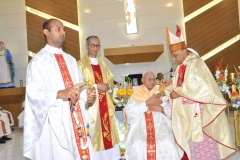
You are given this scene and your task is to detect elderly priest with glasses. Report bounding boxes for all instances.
[124,71,185,160]
[77,36,120,160]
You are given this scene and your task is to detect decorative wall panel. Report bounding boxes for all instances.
[25,0,78,25]
[182,0,240,74]
[25,0,80,61]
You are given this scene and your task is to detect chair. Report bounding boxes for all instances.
[226,100,235,124]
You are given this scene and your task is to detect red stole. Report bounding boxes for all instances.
[91,64,113,149]
[144,112,156,160]
[0,120,7,134]
[54,54,90,160]
[177,64,186,87]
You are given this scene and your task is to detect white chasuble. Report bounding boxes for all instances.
[24,45,94,160]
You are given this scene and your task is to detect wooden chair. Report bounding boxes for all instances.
[226,100,235,124]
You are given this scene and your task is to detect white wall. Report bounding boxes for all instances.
[78,0,184,83]
[0,0,28,87]
[0,0,184,87]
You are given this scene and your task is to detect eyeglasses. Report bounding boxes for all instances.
[88,44,101,48]
[143,77,156,82]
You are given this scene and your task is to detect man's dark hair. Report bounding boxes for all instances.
[86,36,99,44]
[43,18,58,31]
[43,19,59,40]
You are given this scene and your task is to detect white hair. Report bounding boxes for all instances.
[142,71,154,77]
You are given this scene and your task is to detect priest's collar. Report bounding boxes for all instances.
[43,44,63,54]
[89,57,98,65]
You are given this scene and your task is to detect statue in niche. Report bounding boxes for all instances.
[0,41,15,88]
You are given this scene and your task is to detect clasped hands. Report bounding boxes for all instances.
[57,83,96,103]
[154,90,180,99]
[146,93,165,114]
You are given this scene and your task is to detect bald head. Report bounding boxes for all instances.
[141,71,156,91]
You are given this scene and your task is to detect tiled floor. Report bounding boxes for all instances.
[0,128,28,160]
[0,112,240,160]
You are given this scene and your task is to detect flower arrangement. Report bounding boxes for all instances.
[231,90,240,110]
[115,76,134,107]
[234,66,240,92]
[215,58,231,98]
[157,79,172,93]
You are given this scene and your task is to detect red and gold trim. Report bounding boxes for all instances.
[177,64,186,87]
[169,42,187,53]
[0,120,7,134]
[91,64,113,149]
[144,112,156,160]
[54,54,90,160]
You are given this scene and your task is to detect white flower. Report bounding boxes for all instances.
[233,104,237,108]
[215,70,221,79]
[224,69,228,81]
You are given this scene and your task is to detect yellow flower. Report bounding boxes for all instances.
[127,88,133,96]
[117,89,121,95]
[158,87,165,93]
[119,89,126,96]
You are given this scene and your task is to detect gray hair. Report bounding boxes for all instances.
[86,36,99,44]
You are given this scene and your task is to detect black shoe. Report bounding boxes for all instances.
[11,128,14,131]
[2,136,11,140]
[0,138,6,143]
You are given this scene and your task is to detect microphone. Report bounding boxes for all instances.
[170,68,173,78]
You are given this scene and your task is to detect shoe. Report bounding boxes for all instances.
[0,138,6,143]
[2,136,11,140]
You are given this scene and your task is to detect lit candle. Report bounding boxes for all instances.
[232,85,236,92]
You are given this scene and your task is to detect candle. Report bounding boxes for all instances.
[232,85,236,92]
[230,73,235,82]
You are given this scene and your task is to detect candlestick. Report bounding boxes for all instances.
[230,73,235,83]
[232,85,236,92]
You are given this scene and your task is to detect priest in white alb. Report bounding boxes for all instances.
[0,107,14,126]
[0,107,12,143]
[124,71,184,160]
[24,19,96,160]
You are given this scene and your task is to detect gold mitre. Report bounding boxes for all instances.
[166,25,187,53]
